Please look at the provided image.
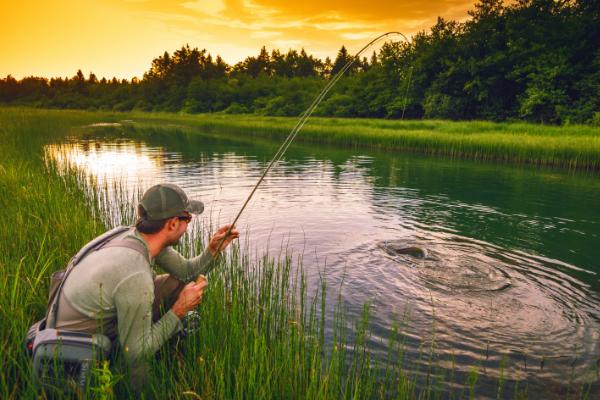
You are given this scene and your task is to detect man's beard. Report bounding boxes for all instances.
[167,232,185,247]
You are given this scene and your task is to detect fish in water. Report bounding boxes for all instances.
[378,240,428,259]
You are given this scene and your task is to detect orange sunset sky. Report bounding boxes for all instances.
[1,0,476,80]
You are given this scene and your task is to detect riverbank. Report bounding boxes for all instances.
[116,110,600,172]
[5,107,600,171]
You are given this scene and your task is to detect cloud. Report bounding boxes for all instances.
[181,0,226,16]
[251,31,281,39]
[246,0,474,22]
[271,39,303,49]
[312,20,376,31]
[115,0,475,41]
[340,31,380,41]
[242,0,279,18]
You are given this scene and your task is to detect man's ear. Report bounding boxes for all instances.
[166,217,179,232]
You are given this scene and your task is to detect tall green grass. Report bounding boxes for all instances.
[119,111,600,172]
[0,108,109,398]
[0,107,597,399]
[5,106,600,171]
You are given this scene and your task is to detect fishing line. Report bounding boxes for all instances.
[214,31,409,253]
[401,66,413,120]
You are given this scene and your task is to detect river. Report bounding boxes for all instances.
[46,123,600,398]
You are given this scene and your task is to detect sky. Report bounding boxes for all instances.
[1,0,476,80]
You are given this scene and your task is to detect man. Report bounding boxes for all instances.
[50,183,239,389]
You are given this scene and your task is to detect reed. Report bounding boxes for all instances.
[5,106,600,171]
[0,108,108,398]
[91,109,600,172]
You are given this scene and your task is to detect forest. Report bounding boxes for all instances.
[1,0,599,124]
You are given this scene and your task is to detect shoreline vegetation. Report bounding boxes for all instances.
[1,108,597,398]
[9,107,600,171]
[125,112,600,172]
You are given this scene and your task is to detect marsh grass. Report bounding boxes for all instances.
[0,108,109,398]
[0,107,597,399]
[118,111,600,172]
[6,106,600,172]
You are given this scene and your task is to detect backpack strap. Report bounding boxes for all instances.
[47,226,148,329]
[71,226,132,266]
[101,239,149,264]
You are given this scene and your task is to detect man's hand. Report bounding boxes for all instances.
[208,224,240,256]
[171,278,207,319]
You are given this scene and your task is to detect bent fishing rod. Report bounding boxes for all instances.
[214,31,409,254]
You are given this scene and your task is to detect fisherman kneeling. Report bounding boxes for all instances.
[36,183,239,393]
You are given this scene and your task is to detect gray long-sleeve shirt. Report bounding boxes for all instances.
[55,227,215,367]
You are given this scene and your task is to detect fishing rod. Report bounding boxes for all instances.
[213,31,409,254]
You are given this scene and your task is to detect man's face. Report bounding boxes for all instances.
[166,212,192,246]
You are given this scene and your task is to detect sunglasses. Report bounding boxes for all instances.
[177,213,192,223]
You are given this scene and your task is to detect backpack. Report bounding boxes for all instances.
[24,225,149,392]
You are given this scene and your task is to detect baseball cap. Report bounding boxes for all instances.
[139,183,204,220]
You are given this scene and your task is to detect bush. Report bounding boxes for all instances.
[316,93,355,117]
[222,102,249,114]
[133,100,152,112]
[423,92,466,120]
[113,101,134,112]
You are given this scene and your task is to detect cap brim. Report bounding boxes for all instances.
[185,200,204,215]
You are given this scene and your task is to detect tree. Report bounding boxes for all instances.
[145,51,172,80]
[331,46,355,76]
[88,72,98,84]
[73,69,86,94]
[321,57,333,78]
[518,55,569,123]
[296,49,319,77]
[270,49,289,77]
[240,46,271,77]
[0,75,19,101]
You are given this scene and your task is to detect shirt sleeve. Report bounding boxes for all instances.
[154,246,217,282]
[113,271,183,367]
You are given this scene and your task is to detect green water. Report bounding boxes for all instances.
[48,124,600,397]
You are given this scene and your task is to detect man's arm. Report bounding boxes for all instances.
[155,225,239,282]
[113,271,183,366]
[155,246,216,282]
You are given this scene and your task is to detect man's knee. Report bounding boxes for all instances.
[152,275,184,321]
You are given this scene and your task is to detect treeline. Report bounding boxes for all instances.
[1,0,599,124]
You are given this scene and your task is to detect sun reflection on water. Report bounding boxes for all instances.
[45,140,164,183]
